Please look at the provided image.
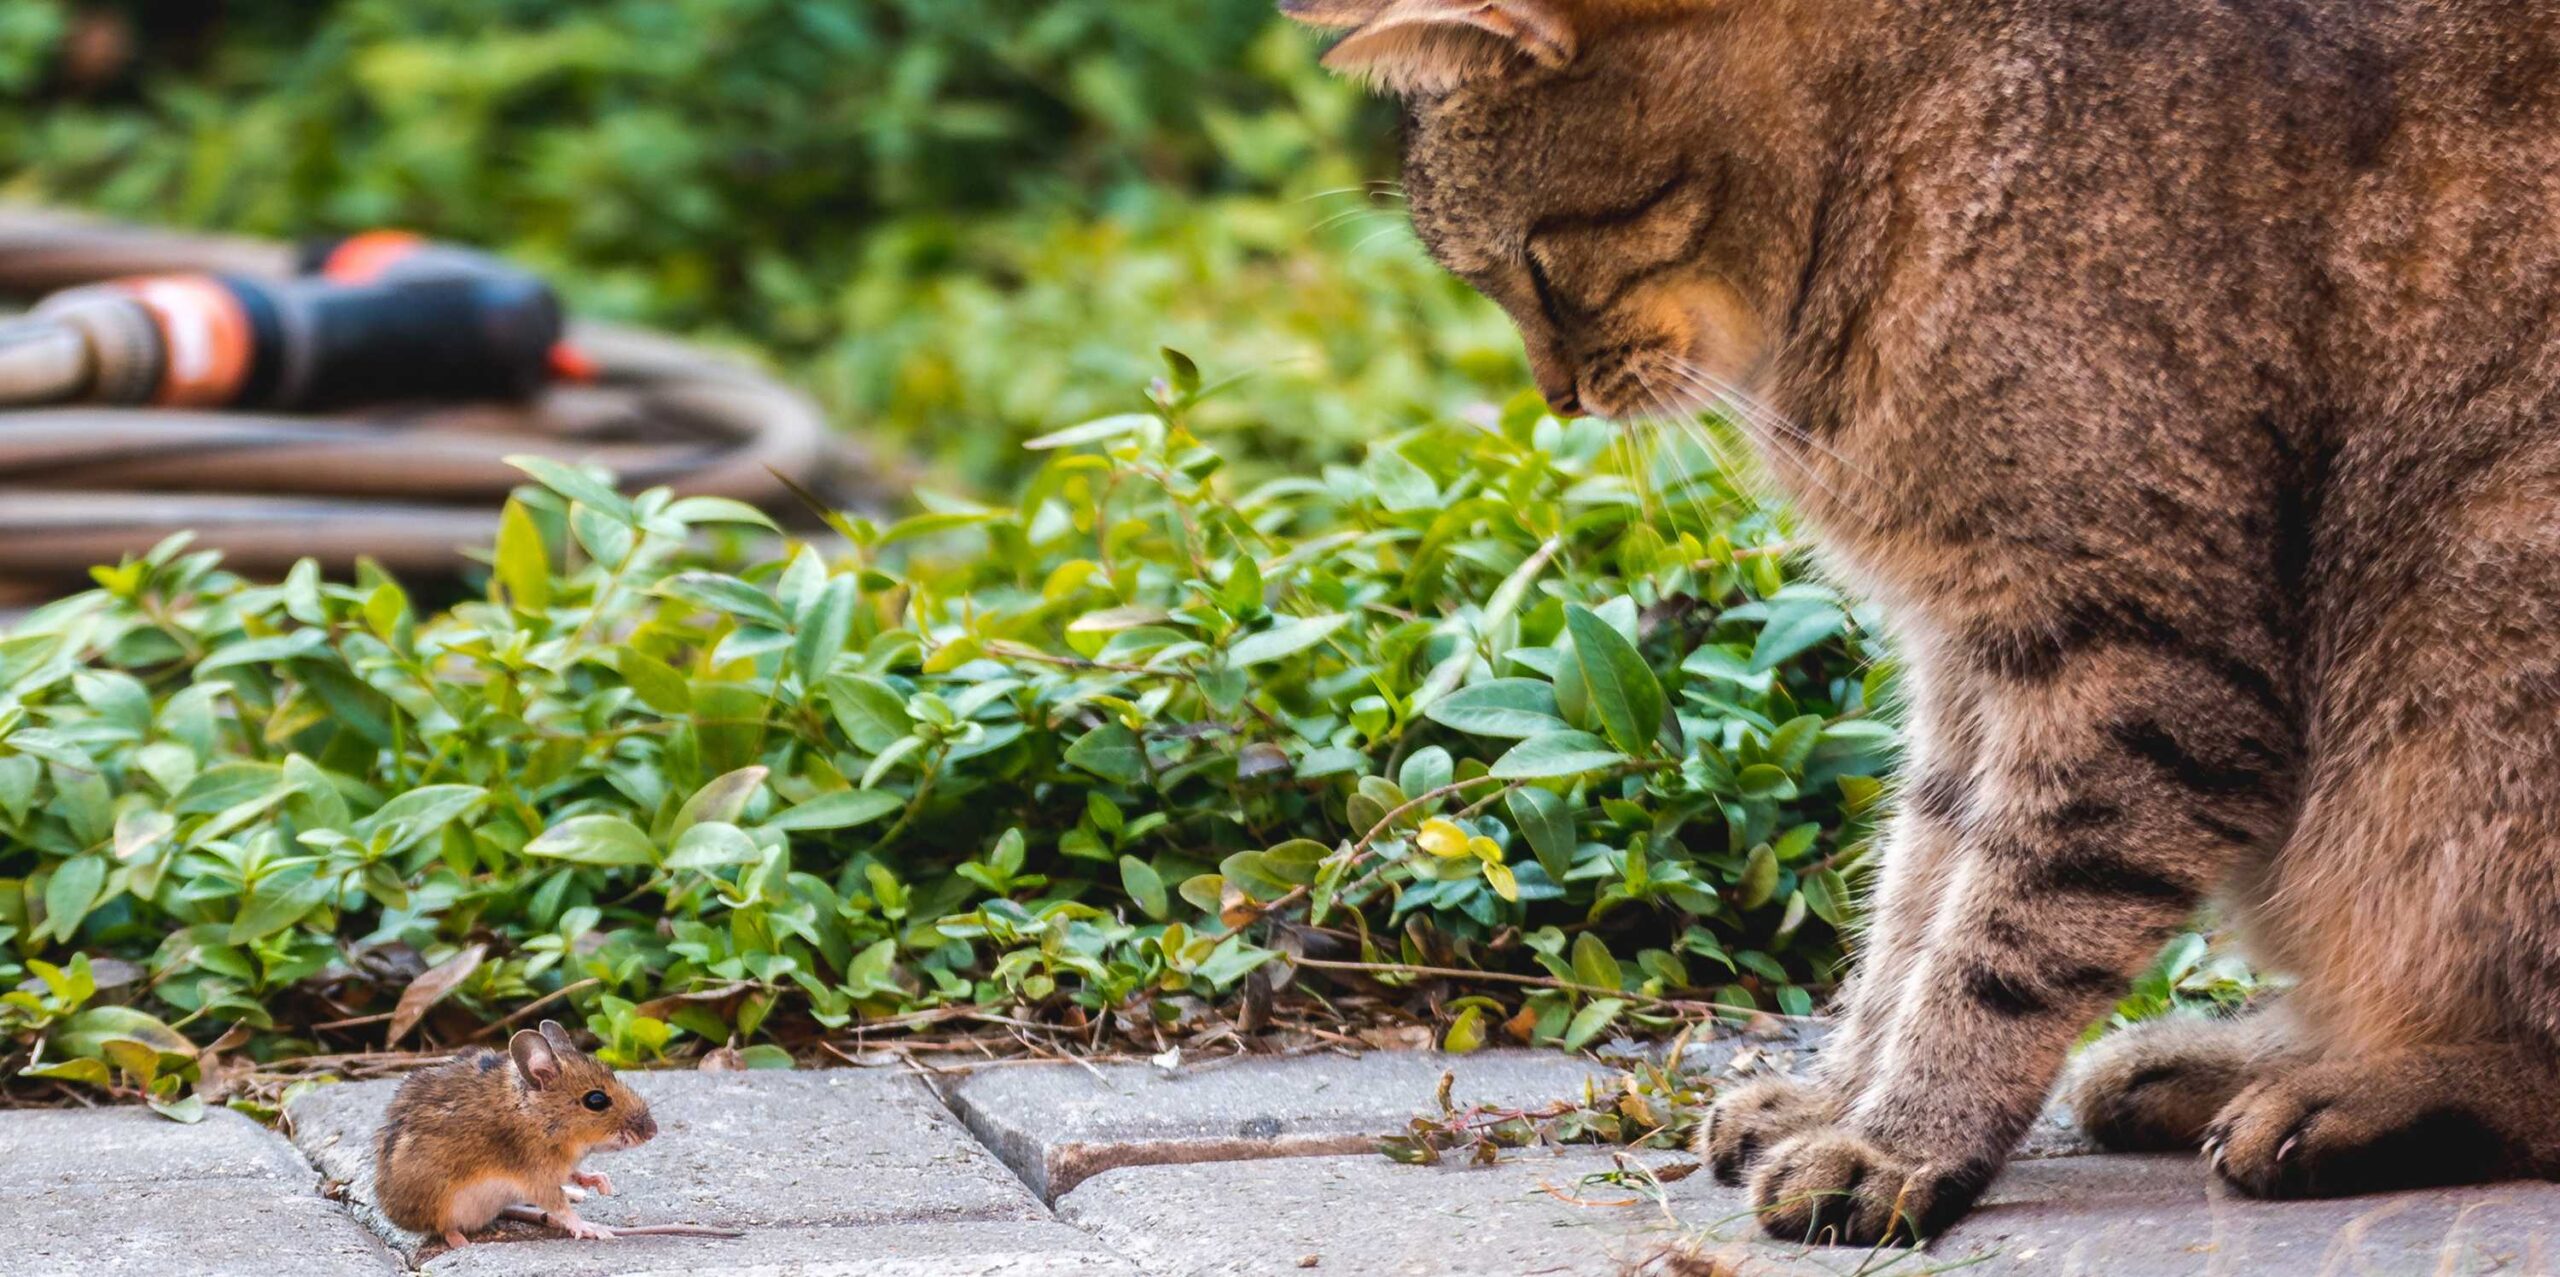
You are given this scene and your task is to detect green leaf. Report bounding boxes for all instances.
[20,1058,111,1087]
[506,455,632,521]
[41,855,105,942]
[525,816,658,866]
[194,630,329,675]
[769,789,905,833]
[1737,843,1780,910]
[615,649,693,714]
[652,572,791,631]
[1398,746,1453,800]
[793,577,858,683]
[671,766,768,839]
[828,675,913,753]
[1491,732,1627,780]
[1563,605,1663,755]
[1065,724,1145,786]
[1025,413,1155,451]
[1737,765,1799,802]
[1227,614,1351,667]
[664,496,782,530]
[666,822,762,869]
[358,785,487,853]
[1507,787,1577,882]
[1443,1005,1486,1054]
[1750,596,1847,673]
[227,874,329,944]
[1119,855,1169,920]
[1363,444,1439,512]
[1423,679,1569,739]
[1571,933,1623,992]
[494,498,552,611]
[148,1093,209,1124]
[1562,997,1626,1050]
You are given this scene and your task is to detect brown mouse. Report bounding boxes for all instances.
[373,1020,733,1248]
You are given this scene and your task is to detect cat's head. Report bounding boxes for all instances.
[1286,0,1820,420]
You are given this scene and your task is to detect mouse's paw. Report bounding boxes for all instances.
[551,1210,618,1241]
[442,1230,470,1251]
[570,1169,616,1196]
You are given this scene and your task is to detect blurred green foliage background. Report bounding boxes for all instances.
[0,0,1525,484]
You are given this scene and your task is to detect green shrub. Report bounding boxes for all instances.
[0,358,1895,1096]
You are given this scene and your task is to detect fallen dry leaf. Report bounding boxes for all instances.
[387,943,486,1046]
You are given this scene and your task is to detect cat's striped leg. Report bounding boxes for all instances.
[1702,666,1982,1183]
[1749,639,2291,1244]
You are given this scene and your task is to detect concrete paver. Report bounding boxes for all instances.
[14,1042,2560,1276]
[939,1043,1807,1202]
[1062,1143,2560,1277]
[0,1107,398,1277]
[0,1105,313,1185]
[289,1066,1050,1260]
[423,1221,1141,1276]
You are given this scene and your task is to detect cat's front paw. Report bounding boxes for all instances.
[1748,1127,1978,1245]
[1699,1076,1835,1185]
[2205,1062,2512,1199]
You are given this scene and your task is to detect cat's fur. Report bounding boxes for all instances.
[1289,0,2560,1244]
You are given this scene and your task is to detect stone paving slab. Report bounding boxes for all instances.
[424,1221,1141,1276]
[0,1105,312,1185]
[0,1104,401,1277]
[0,1174,400,1277]
[1057,1146,1715,1276]
[939,1040,1804,1202]
[1061,1144,2560,1277]
[289,1066,1049,1260]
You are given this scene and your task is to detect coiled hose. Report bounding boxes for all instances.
[0,208,889,605]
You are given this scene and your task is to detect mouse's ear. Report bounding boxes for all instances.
[508,1027,561,1086]
[536,1019,578,1055]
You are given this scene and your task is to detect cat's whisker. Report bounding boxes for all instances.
[1674,358,1887,492]
[1625,369,1753,536]
[1310,205,1395,235]
[1349,222,1419,254]
[1292,183,1408,205]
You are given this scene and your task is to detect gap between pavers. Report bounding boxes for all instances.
[0,1106,403,1277]
[937,1047,1641,1203]
[1058,1144,2560,1277]
[930,1026,2112,1206]
[931,1033,1812,1202]
[287,1066,1088,1274]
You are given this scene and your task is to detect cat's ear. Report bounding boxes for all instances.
[1283,0,1580,95]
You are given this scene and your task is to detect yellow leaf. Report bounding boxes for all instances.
[1416,818,1470,858]
[1483,860,1519,902]
[1468,836,1502,863]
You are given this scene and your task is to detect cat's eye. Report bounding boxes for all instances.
[582,1089,611,1111]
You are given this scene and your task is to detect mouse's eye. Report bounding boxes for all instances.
[582,1090,611,1112]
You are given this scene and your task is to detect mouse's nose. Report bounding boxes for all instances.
[1545,387,1583,417]
[628,1111,659,1144]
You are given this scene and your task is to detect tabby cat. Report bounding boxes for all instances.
[1287,0,2560,1245]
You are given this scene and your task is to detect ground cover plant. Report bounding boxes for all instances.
[0,357,1903,1112]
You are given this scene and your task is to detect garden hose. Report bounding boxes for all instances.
[0,208,891,592]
